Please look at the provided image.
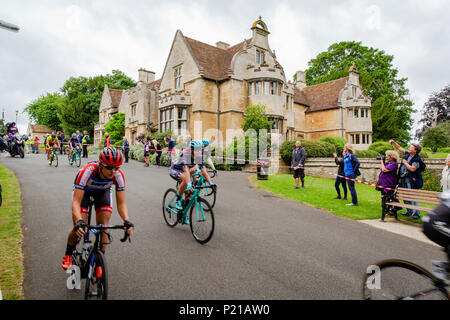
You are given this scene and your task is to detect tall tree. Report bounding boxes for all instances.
[415,84,450,139]
[305,41,414,144]
[58,70,136,135]
[24,92,63,130]
[421,123,450,152]
[104,112,125,143]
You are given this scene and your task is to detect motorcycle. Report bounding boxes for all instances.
[8,134,25,158]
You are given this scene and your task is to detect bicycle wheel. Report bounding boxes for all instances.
[201,183,216,210]
[54,152,58,167]
[362,259,449,300]
[75,151,81,167]
[84,251,108,300]
[189,197,214,244]
[162,188,179,227]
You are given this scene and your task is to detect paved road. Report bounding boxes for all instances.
[1,153,446,300]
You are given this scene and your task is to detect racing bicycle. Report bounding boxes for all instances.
[176,169,217,209]
[68,147,82,167]
[163,180,214,244]
[69,197,131,300]
[49,147,58,167]
[362,257,449,300]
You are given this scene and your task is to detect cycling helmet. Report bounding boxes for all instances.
[99,147,123,167]
[201,139,210,148]
[72,133,77,137]
[51,133,56,138]
[189,139,203,149]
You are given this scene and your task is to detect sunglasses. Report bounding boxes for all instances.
[101,164,120,171]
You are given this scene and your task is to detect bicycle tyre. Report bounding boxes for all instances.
[54,152,58,167]
[75,151,81,167]
[362,259,449,300]
[201,184,216,210]
[84,251,108,300]
[189,197,214,244]
[162,188,179,227]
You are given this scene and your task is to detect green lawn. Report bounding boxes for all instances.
[426,152,449,159]
[251,174,430,223]
[0,164,23,300]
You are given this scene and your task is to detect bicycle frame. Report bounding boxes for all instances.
[166,186,208,222]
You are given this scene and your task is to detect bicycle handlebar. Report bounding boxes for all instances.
[86,224,131,243]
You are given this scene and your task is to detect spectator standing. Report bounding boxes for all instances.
[378,150,400,222]
[143,137,152,167]
[333,151,347,200]
[25,134,32,154]
[33,136,40,153]
[441,154,450,192]
[152,139,162,167]
[76,130,83,144]
[390,140,425,220]
[104,132,112,147]
[82,130,89,158]
[165,134,175,163]
[122,137,130,163]
[291,140,307,189]
[343,144,360,206]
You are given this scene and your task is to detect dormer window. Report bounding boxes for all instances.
[256,49,265,65]
[174,66,182,90]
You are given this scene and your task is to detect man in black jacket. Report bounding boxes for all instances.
[291,141,307,189]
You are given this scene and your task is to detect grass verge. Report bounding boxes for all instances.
[251,174,430,223]
[0,164,23,300]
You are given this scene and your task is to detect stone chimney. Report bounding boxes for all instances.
[216,41,230,49]
[348,62,360,86]
[138,68,155,84]
[295,70,306,90]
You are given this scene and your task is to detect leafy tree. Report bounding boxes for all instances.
[24,93,63,130]
[104,113,125,143]
[305,41,414,144]
[415,84,450,139]
[58,70,136,136]
[242,104,273,133]
[421,123,450,152]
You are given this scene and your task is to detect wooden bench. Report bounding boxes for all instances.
[383,187,442,220]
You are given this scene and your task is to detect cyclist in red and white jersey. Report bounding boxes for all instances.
[61,147,134,270]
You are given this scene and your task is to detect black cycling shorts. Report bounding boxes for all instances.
[78,189,113,215]
[423,203,450,250]
[293,168,305,179]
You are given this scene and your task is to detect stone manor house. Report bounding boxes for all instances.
[94,17,372,149]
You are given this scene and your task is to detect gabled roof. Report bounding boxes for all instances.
[29,124,53,133]
[293,86,310,107]
[108,88,123,108]
[301,77,349,113]
[184,36,251,81]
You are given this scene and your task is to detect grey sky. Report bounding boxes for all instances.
[1,0,449,138]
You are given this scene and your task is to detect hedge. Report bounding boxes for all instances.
[319,136,347,155]
[280,140,335,164]
[354,150,380,158]
[368,141,394,155]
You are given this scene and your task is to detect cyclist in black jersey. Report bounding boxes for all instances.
[422,190,450,276]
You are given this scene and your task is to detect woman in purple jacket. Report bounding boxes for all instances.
[378,150,400,222]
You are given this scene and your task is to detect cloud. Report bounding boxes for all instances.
[1,0,449,140]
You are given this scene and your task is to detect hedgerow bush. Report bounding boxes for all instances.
[129,143,144,159]
[354,150,380,158]
[437,147,450,153]
[368,141,394,155]
[422,170,441,192]
[280,140,335,164]
[319,136,347,155]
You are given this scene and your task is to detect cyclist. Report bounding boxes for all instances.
[68,133,81,163]
[199,139,217,186]
[169,140,205,221]
[46,133,60,165]
[422,190,450,276]
[61,147,134,270]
